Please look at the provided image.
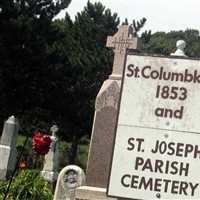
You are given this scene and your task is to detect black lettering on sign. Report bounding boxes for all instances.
[126,64,140,78]
[155,106,184,119]
[155,85,187,101]
[121,174,131,187]
[127,138,145,152]
[120,174,199,196]
[151,140,200,159]
[134,157,189,176]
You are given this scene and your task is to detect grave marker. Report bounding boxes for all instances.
[0,116,19,180]
[107,41,200,199]
[85,25,141,190]
[54,165,85,200]
[51,125,59,137]
[106,25,141,79]
[41,125,59,190]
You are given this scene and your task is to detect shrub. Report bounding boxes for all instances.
[0,170,53,200]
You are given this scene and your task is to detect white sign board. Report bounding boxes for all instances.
[107,54,200,199]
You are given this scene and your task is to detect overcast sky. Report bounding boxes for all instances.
[57,0,200,34]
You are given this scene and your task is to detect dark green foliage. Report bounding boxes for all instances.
[57,1,120,162]
[122,17,148,36]
[0,170,53,200]
[141,30,152,43]
[0,1,120,138]
[142,29,200,57]
[64,1,120,137]
[0,0,71,132]
[0,0,147,164]
[142,31,175,55]
[76,136,90,171]
[132,18,147,36]
[58,140,70,171]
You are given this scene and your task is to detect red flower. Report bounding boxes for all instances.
[19,162,26,169]
[32,132,52,155]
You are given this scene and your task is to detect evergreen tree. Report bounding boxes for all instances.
[61,1,120,163]
[0,0,71,130]
[0,0,152,165]
[142,29,200,57]
[122,17,148,36]
[141,30,152,43]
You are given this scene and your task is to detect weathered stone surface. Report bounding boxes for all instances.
[76,25,141,199]
[54,165,85,200]
[95,80,120,111]
[0,146,17,179]
[106,25,141,80]
[75,186,131,200]
[75,186,117,200]
[86,80,120,188]
[1,116,19,146]
[41,125,59,190]
[40,138,59,181]
[0,116,19,180]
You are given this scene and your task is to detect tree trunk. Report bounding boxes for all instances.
[68,135,80,164]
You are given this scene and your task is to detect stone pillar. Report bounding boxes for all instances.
[54,165,85,200]
[86,25,141,188]
[75,25,141,199]
[86,80,120,188]
[0,116,19,180]
[41,125,59,190]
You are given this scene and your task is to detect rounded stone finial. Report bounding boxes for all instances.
[170,40,187,57]
[176,40,186,50]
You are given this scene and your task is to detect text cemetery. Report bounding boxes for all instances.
[121,138,200,196]
[108,53,200,199]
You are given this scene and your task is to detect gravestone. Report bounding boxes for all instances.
[106,25,141,80]
[86,25,141,188]
[107,41,200,199]
[41,125,59,190]
[54,165,85,200]
[0,116,19,180]
[75,25,141,199]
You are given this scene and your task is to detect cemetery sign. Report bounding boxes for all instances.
[107,53,200,199]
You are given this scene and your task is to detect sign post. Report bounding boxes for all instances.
[107,53,200,199]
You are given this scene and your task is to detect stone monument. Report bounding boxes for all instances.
[41,125,59,190]
[0,116,19,180]
[75,25,141,199]
[54,165,85,200]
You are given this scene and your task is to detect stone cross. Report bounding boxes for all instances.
[85,26,141,189]
[41,124,59,191]
[50,125,59,138]
[76,26,141,198]
[106,25,141,80]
